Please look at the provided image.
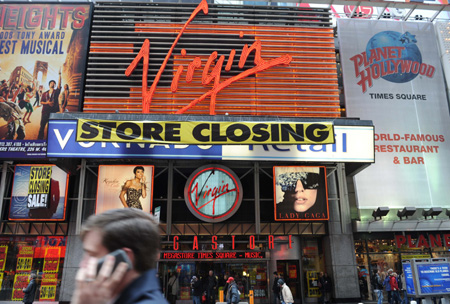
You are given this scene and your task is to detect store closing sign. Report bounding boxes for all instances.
[76,120,335,145]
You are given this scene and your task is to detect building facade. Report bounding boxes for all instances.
[0,0,449,303]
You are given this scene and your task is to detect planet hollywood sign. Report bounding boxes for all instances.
[350,31,436,93]
[395,233,450,249]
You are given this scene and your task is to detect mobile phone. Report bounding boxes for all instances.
[96,249,132,275]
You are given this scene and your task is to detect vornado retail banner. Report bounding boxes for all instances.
[76,119,335,145]
[338,19,450,210]
[48,120,374,162]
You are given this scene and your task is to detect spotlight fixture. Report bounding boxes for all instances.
[422,207,442,219]
[372,207,390,220]
[397,207,416,220]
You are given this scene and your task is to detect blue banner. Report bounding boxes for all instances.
[417,263,450,295]
[402,263,416,295]
[48,120,374,162]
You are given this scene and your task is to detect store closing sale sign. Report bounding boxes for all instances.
[338,19,450,210]
[9,165,69,220]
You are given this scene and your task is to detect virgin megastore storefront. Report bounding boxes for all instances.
[44,113,375,304]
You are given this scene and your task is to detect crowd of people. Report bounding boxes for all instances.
[166,269,247,304]
[371,268,408,304]
[0,70,70,140]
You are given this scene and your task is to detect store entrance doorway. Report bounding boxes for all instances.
[276,260,301,303]
[158,259,269,304]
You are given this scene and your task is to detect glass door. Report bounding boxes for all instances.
[277,260,301,303]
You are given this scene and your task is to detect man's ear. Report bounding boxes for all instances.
[122,247,135,269]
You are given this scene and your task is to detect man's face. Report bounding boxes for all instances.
[209,270,213,276]
[49,82,55,89]
[80,229,109,266]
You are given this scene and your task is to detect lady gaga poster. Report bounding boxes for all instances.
[273,166,329,221]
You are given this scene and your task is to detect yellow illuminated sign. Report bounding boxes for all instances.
[16,257,32,271]
[40,285,56,300]
[76,120,335,145]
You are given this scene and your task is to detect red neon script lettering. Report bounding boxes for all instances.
[190,182,236,215]
[125,0,292,114]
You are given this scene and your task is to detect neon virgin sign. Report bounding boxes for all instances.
[125,0,293,114]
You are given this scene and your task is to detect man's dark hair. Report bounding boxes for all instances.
[274,272,278,275]
[81,208,160,273]
[48,80,56,86]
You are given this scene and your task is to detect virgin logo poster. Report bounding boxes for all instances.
[338,19,450,210]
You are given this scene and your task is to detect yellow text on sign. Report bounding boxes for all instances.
[16,257,33,271]
[40,285,57,300]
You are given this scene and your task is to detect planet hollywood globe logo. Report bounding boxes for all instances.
[349,31,436,93]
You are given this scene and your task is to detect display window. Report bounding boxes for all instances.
[0,236,66,302]
[158,261,268,303]
[354,234,443,301]
[301,238,325,299]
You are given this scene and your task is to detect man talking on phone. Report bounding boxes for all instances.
[71,208,168,304]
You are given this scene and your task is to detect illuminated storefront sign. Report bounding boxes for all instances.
[395,233,450,249]
[76,119,335,145]
[169,235,293,251]
[161,251,266,260]
[184,165,242,223]
[125,0,292,114]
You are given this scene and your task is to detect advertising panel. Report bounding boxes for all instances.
[402,261,416,295]
[9,165,69,221]
[40,273,57,301]
[96,165,154,214]
[12,273,29,301]
[0,3,92,158]
[0,246,7,272]
[414,262,450,295]
[338,19,450,210]
[48,120,375,163]
[273,166,328,221]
